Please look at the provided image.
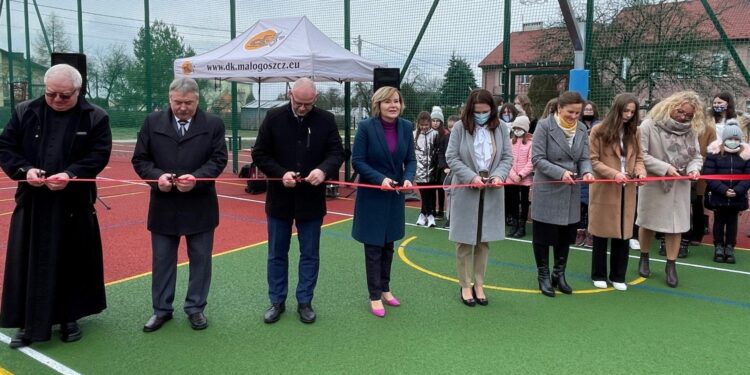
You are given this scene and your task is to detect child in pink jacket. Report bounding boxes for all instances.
[506,116,533,238]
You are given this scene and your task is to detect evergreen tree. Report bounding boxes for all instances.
[440,53,478,106]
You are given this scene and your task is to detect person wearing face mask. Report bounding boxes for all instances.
[710,92,750,142]
[702,125,750,264]
[587,93,646,291]
[530,91,594,297]
[499,103,518,130]
[431,108,450,220]
[636,91,705,288]
[446,89,512,307]
[506,116,533,238]
[580,101,600,130]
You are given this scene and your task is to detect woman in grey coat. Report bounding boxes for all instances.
[446,89,512,307]
[531,91,593,297]
[636,91,705,288]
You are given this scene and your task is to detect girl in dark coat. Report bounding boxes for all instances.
[703,125,750,263]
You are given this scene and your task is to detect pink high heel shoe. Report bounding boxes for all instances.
[382,296,401,307]
[370,307,386,317]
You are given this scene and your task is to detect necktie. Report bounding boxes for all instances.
[178,120,187,137]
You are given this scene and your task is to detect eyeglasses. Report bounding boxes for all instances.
[45,90,77,100]
[675,108,694,120]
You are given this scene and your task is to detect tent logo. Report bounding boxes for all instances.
[180,60,194,75]
[244,29,283,51]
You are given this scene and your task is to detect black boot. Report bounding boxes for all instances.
[678,236,689,258]
[533,244,555,297]
[638,252,651,278]
[551,245,573,294]
[665,259,678,288]
[507,222,519,237]
[513,223,526,238]
[725,245,736,264]
[713,244,725,263]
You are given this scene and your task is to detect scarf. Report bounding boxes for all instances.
[555,113,578,139]
[654,118,696,192]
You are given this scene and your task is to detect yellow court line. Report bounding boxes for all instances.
[105,217,353,287]
[0,212,11,217]
[0,367,14,375]
[217,181,248,187]
[397,236,646,294]
[0,198,15,202]
[98,184,139,190]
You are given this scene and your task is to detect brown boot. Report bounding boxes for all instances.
[575,229,586,246]
[638,252,651,278]
[665,259,678,288]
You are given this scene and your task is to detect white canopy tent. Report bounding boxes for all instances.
[174,16,381,83]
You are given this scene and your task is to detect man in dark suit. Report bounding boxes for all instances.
[132,77,228,332]
[252,78,344,324]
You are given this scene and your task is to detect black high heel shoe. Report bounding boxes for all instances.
[460,287,476,307]
[472,286,488,306]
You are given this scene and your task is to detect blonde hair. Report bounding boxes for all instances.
[647,91,707,136]
[371,86,405,118]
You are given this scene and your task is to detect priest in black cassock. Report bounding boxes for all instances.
[0,63,112,348]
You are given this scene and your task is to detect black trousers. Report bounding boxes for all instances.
[591,236,629,283]
[418,184,436,216]
[713,208,740,246]
[436,188,445,214]
[686,195,707,242]
[364,242,395,300]
[505,185,530,223]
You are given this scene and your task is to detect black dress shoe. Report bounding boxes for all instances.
[460,287,476,307]
[9,329,31,349]
[263,303,285,324]
[143,313,173,332]
[298,303,316,324]
[188,312,208,330]
[472,286,488,306]
[60,321,82,343]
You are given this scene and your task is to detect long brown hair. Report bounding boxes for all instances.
[596,93,640,148]
[461,89,498,135]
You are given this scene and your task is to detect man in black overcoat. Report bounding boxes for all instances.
[132,77,227,332]
[0,64,112,348]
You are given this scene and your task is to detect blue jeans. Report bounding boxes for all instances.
[267,215,323,304]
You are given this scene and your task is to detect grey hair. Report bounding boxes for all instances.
[44,64,83,89]
[169,77,200,97]
[292,77,316,94]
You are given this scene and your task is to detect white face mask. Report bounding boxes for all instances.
[513,129,526,137]
[724,139,741,150]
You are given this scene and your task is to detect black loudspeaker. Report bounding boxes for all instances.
[373,68,400,92]
[51,52,87,96]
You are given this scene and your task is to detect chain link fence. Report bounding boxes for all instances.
[2,0,749,139]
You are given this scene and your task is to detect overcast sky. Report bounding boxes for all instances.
[1,0,568,99]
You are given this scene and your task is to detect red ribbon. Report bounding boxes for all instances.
[11,174,749,191]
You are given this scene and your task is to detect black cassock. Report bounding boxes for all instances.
[0,96,112,342]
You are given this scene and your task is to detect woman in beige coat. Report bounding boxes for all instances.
[588,94,646,291]
[636,91,705,288]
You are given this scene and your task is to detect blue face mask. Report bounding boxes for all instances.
[475,112,490,125]
[714,105,727,113]
[501,114,512,123]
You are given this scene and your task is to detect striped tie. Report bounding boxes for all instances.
[178,120,187,137]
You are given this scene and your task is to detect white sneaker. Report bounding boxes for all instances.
[427,215,436,227]
[416,213,426,226]
[629,239,641,250]
[593,280,608,289]
[612,282,627,291]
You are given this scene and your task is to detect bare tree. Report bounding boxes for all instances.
[32,12,72,65]
[89,45,132,106]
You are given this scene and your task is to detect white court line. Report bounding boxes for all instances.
[0,333,81,375]
[404,222,750,276]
